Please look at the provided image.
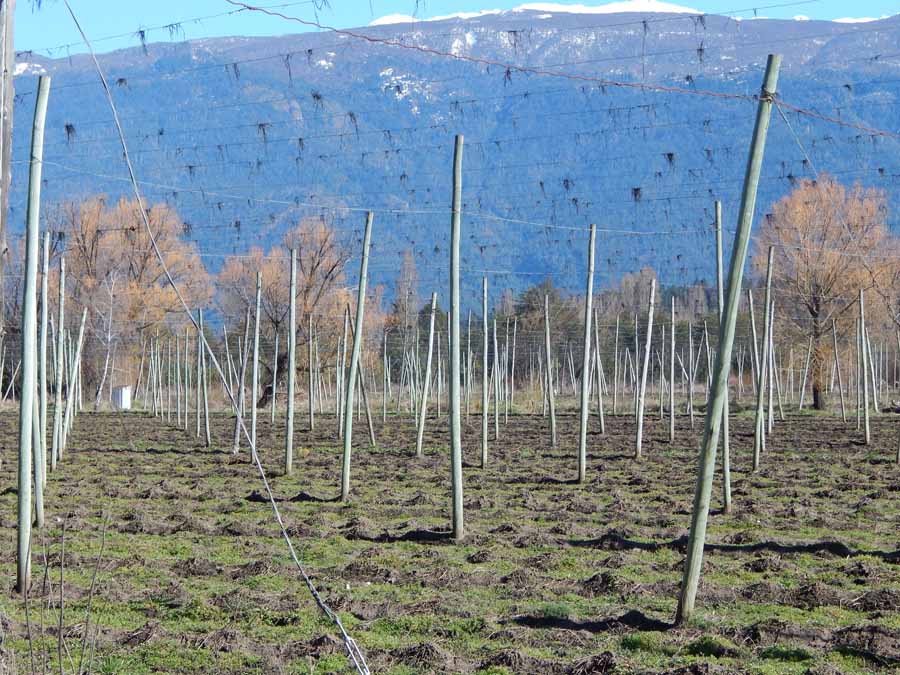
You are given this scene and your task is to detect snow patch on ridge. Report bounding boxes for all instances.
[370,0,700,26]
[512,1,699,14]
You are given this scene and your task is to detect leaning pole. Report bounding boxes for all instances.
[676,54,781,624]
[17,75,50,594]
[340,212,373,502]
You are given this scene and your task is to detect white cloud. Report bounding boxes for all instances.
[793,15,810,21]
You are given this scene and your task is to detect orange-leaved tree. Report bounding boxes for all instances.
[47,196,211,403]
[217,216,384,405]
[754,176,897,410]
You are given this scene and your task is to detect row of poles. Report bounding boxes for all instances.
[16,77,92,593]
[13,54,830,629]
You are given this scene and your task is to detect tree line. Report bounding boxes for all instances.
[0,174,894,413]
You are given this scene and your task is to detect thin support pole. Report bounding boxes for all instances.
[544,294,557,447]
[635,279,656,459]
[481,276,489,467]
[753,247,774,471]
[715,200,731,513]
[416,292,438,458]
[340,212,373,502]
[250,272,262,449]
[285,249,297,474]
[577,224,596,482]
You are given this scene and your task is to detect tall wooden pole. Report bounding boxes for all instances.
[753,246,774,471]
[195,315,202,437]
[860,290,870,445]
[340,212,373,502]
[382,329,388,423]
[0,0,15,333]
[612,315,620,415]
[492,318,500,439]
[593,309,606,435]
[39,231,49,486]
[715,201,731,512]
[200,310,210,447]
[677,54,781,625]
[833,319,846,423]
[285,249,297,474]
[577,224,596,482]
[51,258,64,472]
[635,279,655,459]
[416,292,438,458]
[308,313,315,431]
[669,297,676,443]
[250,272,262,450]
[231,308,251,454]
[544,294,557,447]
[449,134,465,541]
[17,75,49,594]
[270,332,279,424]
[798,335,812,410]
[481,276,489,467]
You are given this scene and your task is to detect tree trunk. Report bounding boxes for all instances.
[812,321,827,410]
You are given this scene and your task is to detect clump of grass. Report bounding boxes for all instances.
[759,645,813,662]
[536,601,571,620]
[685,635,740,658]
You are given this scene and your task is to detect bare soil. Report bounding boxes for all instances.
[0,406,898,674]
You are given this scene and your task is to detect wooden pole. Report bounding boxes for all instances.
[38,231,49,486]
[860,290,870,444]
[416,292,438,458]
[578,224,596,482]
[232,308,251,454]
[493,318,500,440]
[183,329,190,430]
[285,249,297,473]
[593,309,606,435]
[833,319,846,423]
[307,312,315,431]
[688,320,694,427]
[613,315,620,415]
[340,212,373,501]
[449,134,465,541]
[510,315,517,412]
[250,272,262,449]
[0,0,15,333]
[338,309,349,437]
[748,290,760,398]
[481,276,489,466]
[635,279,655,459]
[18,75,50,592]
[200,310,211,447]
[670,297,676,443]
[798,335,813,411]
[714,201,731,512]
[544,293,557,447]
[753,246,774,471]
[677,54,781,625]
[270,331,279,424]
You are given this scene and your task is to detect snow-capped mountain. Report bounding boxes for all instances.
[9,7,900,300]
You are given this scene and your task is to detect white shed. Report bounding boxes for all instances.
[112,386,132,410]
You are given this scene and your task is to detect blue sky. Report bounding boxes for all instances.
[15,0,899,57]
